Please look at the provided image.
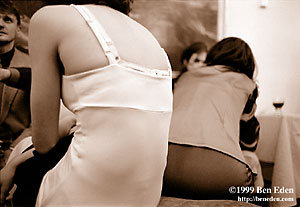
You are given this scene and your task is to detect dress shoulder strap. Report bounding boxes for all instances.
[71,4,120,64]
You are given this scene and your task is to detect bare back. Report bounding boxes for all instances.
[32,5,170,76]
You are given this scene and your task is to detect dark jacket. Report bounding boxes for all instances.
[0,48,31,143]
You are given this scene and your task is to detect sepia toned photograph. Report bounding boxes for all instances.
[0,0,299,207]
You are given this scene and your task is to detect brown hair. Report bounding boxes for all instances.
[0,0,21,25]
[205,37,256,79]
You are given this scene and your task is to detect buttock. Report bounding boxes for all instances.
[162,142,254,200]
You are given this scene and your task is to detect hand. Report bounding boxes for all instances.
[0,69,11,82]
[0,162,16,204]
[0,148,34,204]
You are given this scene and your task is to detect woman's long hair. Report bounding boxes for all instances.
[204,37,256,79]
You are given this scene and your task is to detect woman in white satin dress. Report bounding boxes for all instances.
[0,0,172,206]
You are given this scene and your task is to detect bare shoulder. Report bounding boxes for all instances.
[28,5,74,60]
[30,5,70,29]
[29,5,75,46]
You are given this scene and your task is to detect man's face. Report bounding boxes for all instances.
[0,12,20,43]
[184,52,207,72]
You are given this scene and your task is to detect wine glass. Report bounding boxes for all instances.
[272,97,284,113]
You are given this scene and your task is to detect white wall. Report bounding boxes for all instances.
[221,0,300,114]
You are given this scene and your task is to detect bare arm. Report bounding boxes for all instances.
[29,7,62,154]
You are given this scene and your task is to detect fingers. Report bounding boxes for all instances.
[0,180,7,204]
[0,183,7,203]
[0,182,13,204]
[0,170,13,204]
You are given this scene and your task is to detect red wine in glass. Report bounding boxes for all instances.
[273,102,284,109]
[272,97,284,112]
